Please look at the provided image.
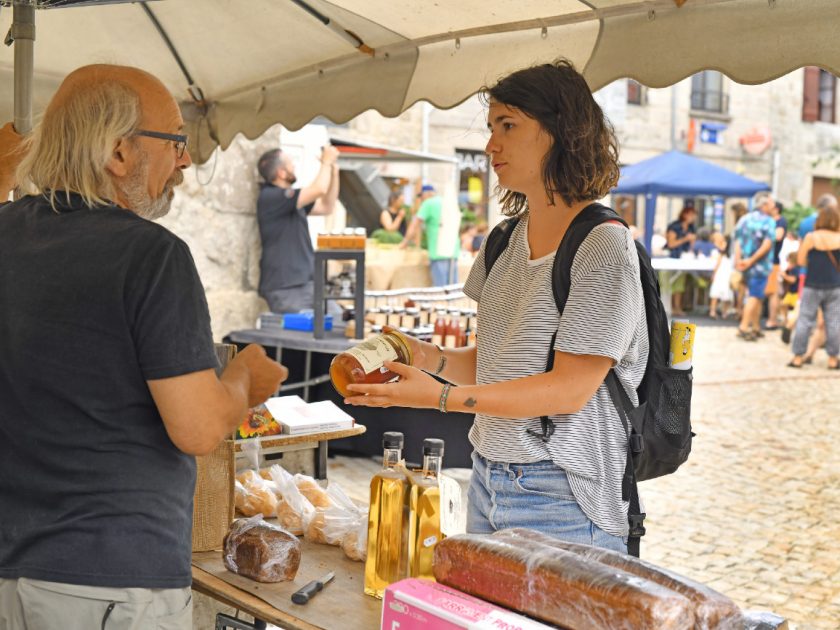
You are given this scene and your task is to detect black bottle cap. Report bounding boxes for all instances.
[383,432,404,449]
[423,438,445,456]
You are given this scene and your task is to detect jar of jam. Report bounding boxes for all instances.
[330,330,414,398]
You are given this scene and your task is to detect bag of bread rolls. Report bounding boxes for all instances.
[305,482,360,546]
[294,473,332,508]
[268,465,314,535]
[234,470,278,517]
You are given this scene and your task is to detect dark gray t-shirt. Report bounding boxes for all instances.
[257,185,315,293]
[0,193,218,588]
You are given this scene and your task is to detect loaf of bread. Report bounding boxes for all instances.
[223,517,301,583]
[433,534,695,630]
[295,474,332,508]
[496,528,742,630]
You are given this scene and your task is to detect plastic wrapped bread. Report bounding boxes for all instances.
[223,515,301,583]
[496,528,742,630]
[268,465,314,535]
[234,470,278,517]
[305,483,357,545]
[294,473,332,508]
[433,534,695,630]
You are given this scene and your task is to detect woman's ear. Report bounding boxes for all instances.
[105,137,131,178]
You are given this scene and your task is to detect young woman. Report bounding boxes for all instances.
[665,205,698,315]
[788,205,840,369]
[379,190,407,236]
[345,60,647,553]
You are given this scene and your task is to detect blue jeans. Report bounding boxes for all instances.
[466,452,627,553]
[429,258,457,287]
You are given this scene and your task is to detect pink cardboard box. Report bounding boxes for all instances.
[381,578,554,630]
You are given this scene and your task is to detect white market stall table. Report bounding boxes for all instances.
[651,257,717,318]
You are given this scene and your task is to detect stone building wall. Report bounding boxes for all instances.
[604,70,840,234]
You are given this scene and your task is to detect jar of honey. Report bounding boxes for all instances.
[330,330,414,397]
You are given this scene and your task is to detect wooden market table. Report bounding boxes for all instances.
[192,539,381,630]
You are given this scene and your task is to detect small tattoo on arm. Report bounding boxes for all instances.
[464,397,477,408]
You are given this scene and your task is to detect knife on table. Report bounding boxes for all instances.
[291,572,335,605]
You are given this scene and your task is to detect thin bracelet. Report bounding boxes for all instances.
[434,344,447,376]
[438,383,452,413]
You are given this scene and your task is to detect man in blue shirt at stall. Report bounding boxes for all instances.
[734,192,776,341]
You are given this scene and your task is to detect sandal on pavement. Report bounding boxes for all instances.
[803,357,813,365]
[829,362,840,370]
[787,360,803,368]
[737,329,757,341]
[781,328,792,344]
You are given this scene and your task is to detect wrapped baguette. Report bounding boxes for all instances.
[496,528,742,630]
[433,534,695,630]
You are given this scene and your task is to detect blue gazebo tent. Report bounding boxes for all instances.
[612,150,771,252]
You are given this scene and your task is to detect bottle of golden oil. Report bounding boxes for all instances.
[364,432,408,598]
[407,438,445,580]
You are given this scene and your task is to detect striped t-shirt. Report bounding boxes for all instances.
[463,213,648,537]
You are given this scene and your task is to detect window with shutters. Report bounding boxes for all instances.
[627,79,644,105]
[690,71,727,113]
[803,66,836,123]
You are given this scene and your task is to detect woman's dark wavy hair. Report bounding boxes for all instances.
[481,59,620,216]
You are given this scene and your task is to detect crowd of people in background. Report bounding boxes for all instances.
[647,191,840,370]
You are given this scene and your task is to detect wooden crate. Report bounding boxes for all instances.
[191,344,237,552]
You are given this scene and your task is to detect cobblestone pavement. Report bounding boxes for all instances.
[328,323,840,629]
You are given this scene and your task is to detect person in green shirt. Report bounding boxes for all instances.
[402,184,460,286]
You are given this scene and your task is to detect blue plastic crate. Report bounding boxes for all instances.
[282,312,333,332]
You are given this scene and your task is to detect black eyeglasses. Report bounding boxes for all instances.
[134,129,189,159]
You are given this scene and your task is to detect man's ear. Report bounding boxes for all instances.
[105,137,131,178]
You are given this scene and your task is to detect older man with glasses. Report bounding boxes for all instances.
[0,64,287,629]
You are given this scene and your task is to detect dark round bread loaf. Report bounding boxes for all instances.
[223,517,301,583]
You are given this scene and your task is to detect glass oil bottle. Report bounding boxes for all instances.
[407,438,445,580]
[364,432,408,598]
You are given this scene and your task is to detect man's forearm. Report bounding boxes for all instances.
[311,164,339,216]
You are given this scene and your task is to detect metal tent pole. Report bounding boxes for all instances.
[12,1,35,136]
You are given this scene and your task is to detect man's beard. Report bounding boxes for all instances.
[120,152,184,221]
[284,173,297,186]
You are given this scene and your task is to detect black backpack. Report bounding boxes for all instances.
[483,202,694,557]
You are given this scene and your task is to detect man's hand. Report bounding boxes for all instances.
[230,344,288,407]
[321,144,340,165]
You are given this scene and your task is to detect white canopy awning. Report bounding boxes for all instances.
[2,0,839,163]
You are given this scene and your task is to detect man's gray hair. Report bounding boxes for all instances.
[16,80,141,210]
[815,193,838,211]
[753,191,773,207]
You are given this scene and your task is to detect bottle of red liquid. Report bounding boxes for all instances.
[444,311,461,349]
[432,311,447,347]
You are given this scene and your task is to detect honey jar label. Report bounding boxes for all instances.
[345,336,399,374]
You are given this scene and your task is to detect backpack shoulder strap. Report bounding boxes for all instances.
[552,203,627,314]
[483,216,521,277]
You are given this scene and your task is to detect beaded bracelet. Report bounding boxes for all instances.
[433,344,447,376]
[438,383,452,413]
